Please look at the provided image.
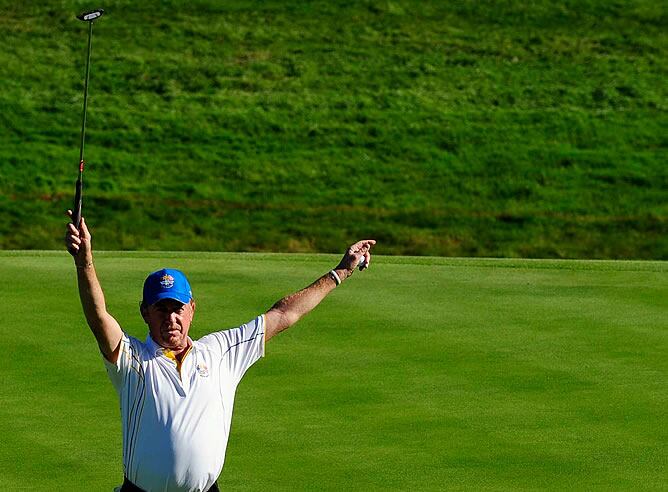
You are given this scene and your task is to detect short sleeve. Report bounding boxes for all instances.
[198,315,265,384]
[102,333,143,394]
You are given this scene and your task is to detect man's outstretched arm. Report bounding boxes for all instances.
[65,212,124,362]
[264,239,376,341]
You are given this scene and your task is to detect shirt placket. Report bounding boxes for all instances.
[158,349,193,396]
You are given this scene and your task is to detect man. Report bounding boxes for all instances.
[65,213,375,492]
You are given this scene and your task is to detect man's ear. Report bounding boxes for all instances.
[139,301,150,324]
[189,299,196,316]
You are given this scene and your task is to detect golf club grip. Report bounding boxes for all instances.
[72,178,83,229]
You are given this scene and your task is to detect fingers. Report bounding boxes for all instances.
[64,209,88,257]
[65,209,90,236]
[67,237,81,253]
[79,216,91,239]
[66,233,80,245]
[358,247,372,271]
[66,210,79,232]
[65,227,81,256]
[66,211,81,236]
[348,239,376,271]
[360,250,371,271]
[348,239,374,253]
[351,239,376,255]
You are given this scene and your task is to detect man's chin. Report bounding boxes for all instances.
[162,334,184,348]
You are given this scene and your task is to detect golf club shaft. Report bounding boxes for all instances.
[79,21,93,164]
[72,21,94,229]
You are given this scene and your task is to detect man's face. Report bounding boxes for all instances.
[142,298,196,352]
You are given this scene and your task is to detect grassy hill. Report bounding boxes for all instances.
[0,1,666,258]
[2,252,666,490]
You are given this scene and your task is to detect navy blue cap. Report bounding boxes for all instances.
[143,268,193,306]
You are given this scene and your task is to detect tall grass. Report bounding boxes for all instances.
[0,1,666,257]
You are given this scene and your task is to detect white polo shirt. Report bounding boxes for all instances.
[104,315,265,492]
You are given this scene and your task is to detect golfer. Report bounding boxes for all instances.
[65,213,375,492]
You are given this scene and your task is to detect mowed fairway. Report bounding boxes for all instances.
[1,252,666,491]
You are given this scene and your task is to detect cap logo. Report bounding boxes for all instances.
[160,274,175,289]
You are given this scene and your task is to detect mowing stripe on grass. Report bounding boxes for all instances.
[1,252,666,490]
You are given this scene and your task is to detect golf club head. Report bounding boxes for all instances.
[77,9,104,22]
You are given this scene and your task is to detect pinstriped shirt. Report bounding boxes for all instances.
[104,315,265,492]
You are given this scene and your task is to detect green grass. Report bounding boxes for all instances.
[2,251,666,490]
[0,1,666,258]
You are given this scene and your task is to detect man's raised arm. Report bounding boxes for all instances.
[264,239,376,341]
[65,212,123,362]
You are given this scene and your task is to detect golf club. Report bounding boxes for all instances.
[72,8,104,229]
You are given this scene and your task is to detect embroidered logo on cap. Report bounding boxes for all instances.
[160,274,175,289]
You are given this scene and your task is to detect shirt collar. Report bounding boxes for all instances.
[145,333,194,357]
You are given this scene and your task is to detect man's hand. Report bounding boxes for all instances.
[264,239,377,341]
[335,239,377,277]
[65,210,93,266]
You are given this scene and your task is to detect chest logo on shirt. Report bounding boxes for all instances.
[196,362,209,377]
[160,274,175,288]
